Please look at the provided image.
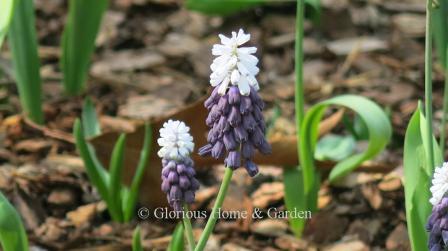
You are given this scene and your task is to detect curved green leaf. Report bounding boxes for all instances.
[73,119,109,205]
[0,192,28,251]
[404,105,442,251]
[299,95,391,209]
[0,0,15,48]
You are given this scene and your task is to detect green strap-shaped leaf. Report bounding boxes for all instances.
[299,95,391,209]
[82,97,101,138]
[124,123,152,222]
[0,0,15,48]
[0,192,29,251]
[108,133,126,222]
[283,167,306,237]
[61,0,108,95]
[73,119,110,205]
[168,223,185,251]
[132,226,143,251]
[8,0,43,124]
[404,105,442,251]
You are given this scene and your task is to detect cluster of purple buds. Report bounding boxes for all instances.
[158,120,199,212]
[199,86,271,177]
[427,196,448,251]
[161,157,200,212]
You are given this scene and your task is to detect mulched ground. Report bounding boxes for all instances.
[0,0,441,250]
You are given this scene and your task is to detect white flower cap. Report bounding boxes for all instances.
[157,120,194,160]
[430,162,448,206]
[210,29,260,96]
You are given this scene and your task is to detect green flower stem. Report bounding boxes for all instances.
[194,167,233,251]
[183,204,196,251]
[295,0,305,132]
[425,0,435,170]
[440,62,448,155]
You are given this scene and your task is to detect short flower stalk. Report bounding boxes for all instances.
[157,120,199,250]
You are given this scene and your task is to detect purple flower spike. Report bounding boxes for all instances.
[158,120,199,212]
[199,29,271,177]
[160,156,200,212]
[427,197,448,251]
[427,162,448,250]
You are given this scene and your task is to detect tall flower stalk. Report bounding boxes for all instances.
[195,29,271,251]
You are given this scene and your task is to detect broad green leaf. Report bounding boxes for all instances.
[8,0,43,124]
[299,95,391,209]
[168,223,185,251]
[433,0,448,68]
[283,166,306,237]
[403,106,442,251]
[124,123,152,222]
[108,134,126,222]
[0,192,28,251]
[0,0,15,48]
[132,226,143,251]
[315,134,356,161]
[61,0,108,95]
[82,97,101,138]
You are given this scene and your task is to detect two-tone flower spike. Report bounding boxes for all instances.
[199,29,271,177]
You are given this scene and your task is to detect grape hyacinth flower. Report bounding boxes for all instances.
[198,29,271,177]
[158,120,200,212]
[427,162,448,251]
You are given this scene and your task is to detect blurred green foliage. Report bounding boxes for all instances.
[8,0,43,124]
[0,192,29,251]
[61,0,108,95]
